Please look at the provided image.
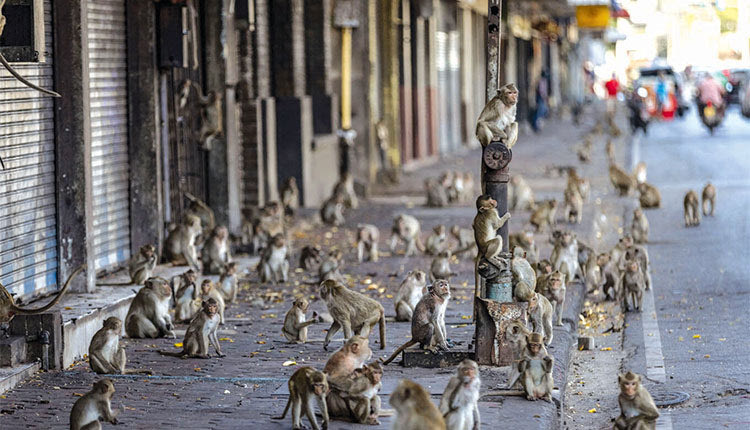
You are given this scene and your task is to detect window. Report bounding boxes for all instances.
[0,0,45,62]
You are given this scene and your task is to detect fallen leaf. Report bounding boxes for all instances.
[219,338,234,342]
[73,393,84,397]
[461,315,471,320]
[256,340,266,344]
[64,307,73,310]
[194,367,201,371]
[224,389,231,394]
[693,334,701,339]
[600,347,612,351]
[719,338,726,341]
[174,343,183,348]
[704,354,710,358]
[588,408,597,413]
[282,360,297,367]
[386,294,393,299]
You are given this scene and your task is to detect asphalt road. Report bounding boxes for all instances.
[623,106,750,429]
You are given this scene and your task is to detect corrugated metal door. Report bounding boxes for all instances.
[0,0,58,301]
[87,0,130,270]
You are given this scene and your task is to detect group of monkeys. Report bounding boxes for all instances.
[425,170,476,207]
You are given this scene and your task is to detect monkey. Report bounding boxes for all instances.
[605,139,616,164]
[542,271,566,326]
[599,252,622,302]
[518,332,554,402]
[184,191,216,240]
[88,317,152,375]
[390,214,426,256]
[529,200,557,232]
[536,259,553,279]
[356,224,380,263]
[0,264,84,324]
[473,194,511,263]
[390,379,447,430]
[425,224,448,256]
[125,278,176,339]
[383,279,451,364]
[551,230,581,281]
[282,298,320,343]
[508,231,539,265]
[584,252,605,294]
[622,243,652,291]
[200,280,226,325]
[300,245,324,271]
[430,250,455,282]
[255,201,286,250]
[425,177,450,208]
[450,225,476,258]
[702,182,716,216]
[632,161,647,184]
[333,172,359,209]
[508,175,535,211]
[258,233,290,284]
[443,171,461,203]
[563,186,583,224]
[323,336,373,380]
[393,270,428,322]
[577,240,594,272]
[164,214,202,270]
[610,235,630,270]
[460,172,475,203]
[637,182,661,209]
[173,270,201,323]
[439,359,481,430]
[614,371,659,430]
[200,225,231,275]
[320,280,386,351]
[320,192,346,226]
[610,163,637,196]
[0,1,59,97]
[69,379,122,430]
[475,83,519,148]
[160,298,224,358]
[327,362,383,425]
[127,244,157,285]
[527,293,554,346]
[576,138,592,163]
[319,249,344,283]
[191,81,223,151]
[218,262,238,304]
[511,247,537,295]
[684,190,701,227]
[621,260,645,312]
[505,321,532,389]
[281,176,300,217]
[273,366,330,430]
[631,207,650,244]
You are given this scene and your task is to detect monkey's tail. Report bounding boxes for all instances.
[382,339,417,365]
[415,235,426,253]
[379,312,386,350]
[0,53,61,97]
[272,397,292,420]
[158,350,185,358]
[10,264,85,315]
[95,281,135,287]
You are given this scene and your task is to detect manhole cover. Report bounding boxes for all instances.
[650,390,690,407]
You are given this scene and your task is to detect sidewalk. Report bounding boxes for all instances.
[0,107,628,429]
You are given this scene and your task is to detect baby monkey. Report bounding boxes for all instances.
[274,366,330,430]
[281,298,321,343]
[160,298,225,359]
[70,379,122,430]
[327,362,384,425]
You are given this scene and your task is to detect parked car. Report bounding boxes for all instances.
[727,68,749,105]
[634,66,689,119]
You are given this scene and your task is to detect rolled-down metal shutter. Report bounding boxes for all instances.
[0,0,58,301]
[87,0,131,270]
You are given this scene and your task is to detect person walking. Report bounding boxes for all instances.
[605,73,620,114]
[532,70,549,132]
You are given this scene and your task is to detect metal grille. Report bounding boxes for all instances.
[0,0,58,301]
[87,0,131,271]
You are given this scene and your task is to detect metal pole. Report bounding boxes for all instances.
[334,1,360,176]
[341,28,352,130]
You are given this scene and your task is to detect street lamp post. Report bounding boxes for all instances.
[333,1,360,176]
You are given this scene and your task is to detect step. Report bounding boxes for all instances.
[0,336,26,367]
[0,362,40,395]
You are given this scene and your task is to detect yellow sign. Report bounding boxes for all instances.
[576,5,610,28]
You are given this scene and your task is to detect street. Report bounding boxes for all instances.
[624,107,750,429]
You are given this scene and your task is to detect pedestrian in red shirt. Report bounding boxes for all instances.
[605,73,620,114]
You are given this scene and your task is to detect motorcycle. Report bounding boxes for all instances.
[699,100,724,135]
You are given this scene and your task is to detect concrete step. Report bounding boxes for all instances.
[0,336,27,367]
[0,362,39,395]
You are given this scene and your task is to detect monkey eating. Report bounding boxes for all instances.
[475,83,519,148]
[160,298,224,359]
[273,366,330,430]
[282,298,321,343]
[164,214,202,269]
[320,280,386,351]
[684,190,701,227]
[327,361,383,425]
[356,224,380,263]
[390,214,426,257]
[439,359,481,430]
[518,332,554,402]
[390,379,447,430]
[323,336,373,380]
[702,182,716,216]
[69,379,122,430]
[393,270,428,322]
[614,371,659,430]
[125,278,176,339]
[201,225,231,275]
[88,317,152,375]
[0,264,84,324]
[383,279,451,364]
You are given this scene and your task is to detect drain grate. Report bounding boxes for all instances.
[650,390,690,407]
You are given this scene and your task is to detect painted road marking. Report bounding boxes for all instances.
[631,134,673,430]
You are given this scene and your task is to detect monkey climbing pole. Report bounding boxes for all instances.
[474,0,527,366]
